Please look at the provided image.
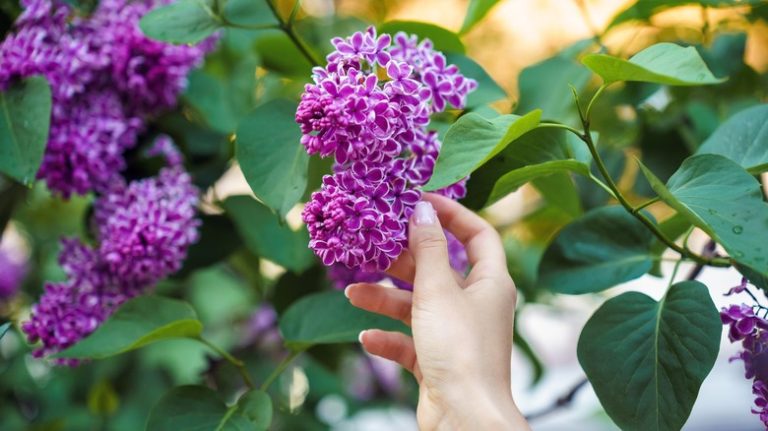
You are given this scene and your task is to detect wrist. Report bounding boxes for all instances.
[449,386,529,430]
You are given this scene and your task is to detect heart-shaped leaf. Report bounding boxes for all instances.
[236,100,309,218]
[639,154,768,278]
[279,291,409,350]
[582,43,725,86]
[0,76,52,184]
[578,281,721,431]
[459,0,501,34]
[140,0,220,45]
[56,296,203,360]
[696,103,768,173]
[444,54,507,108]
[378,21,464,54]
[424,110,541,191]
[538,206,656,294]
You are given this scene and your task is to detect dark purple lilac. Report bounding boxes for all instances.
[299,27,476,273]
[0,0,212,196]
[22,139,200,362]
[0,248,26,299]
[722,300,768,428]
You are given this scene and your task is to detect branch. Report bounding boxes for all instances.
[264,0,322,66]
[524,377,589,421]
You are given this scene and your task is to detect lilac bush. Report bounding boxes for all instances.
[298,27,476,274]
[0,0,212,196]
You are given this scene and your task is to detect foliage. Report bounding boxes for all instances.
[1,0,768,430]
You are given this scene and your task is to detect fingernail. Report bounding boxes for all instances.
[414,201,436,225]
[358,330,367,344]
[344,285,352,299]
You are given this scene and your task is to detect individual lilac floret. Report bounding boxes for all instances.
[721,300,768,428]
[23,139,200,362]
[0,248,26,299]
[0,0,213,196]
[299,27,475,273]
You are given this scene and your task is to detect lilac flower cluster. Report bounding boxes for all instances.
[22,139,200,363]
[0,0,213,196]
[299,27,476,274]
[0,248,26,300]
[721,303,768,427]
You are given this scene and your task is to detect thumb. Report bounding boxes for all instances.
[409,200,455,292]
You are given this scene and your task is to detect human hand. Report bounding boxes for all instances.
[345,193,531,430]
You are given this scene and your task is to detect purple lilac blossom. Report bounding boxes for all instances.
[721,302,768,427]
[0,248,26,299]
[22,139,200,363]
[0,0,212,196]
[345,353,403,401]
[240,304,283,354]
[299,26,476,274]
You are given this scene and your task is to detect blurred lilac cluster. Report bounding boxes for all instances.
[22,138,200,364]
[0,0,214,196]
[721,301,768,427]
[0,248,26,300]
[298,26,475,274]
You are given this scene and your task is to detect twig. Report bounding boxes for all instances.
[264,0,322,66]
[685,240,716,281]
[197,336,255,389]
[260,348,304,391]
[525,378,589,421]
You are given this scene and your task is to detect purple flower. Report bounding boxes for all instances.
[726,277,749,296]
[0,248,26,299]
[299,27,475,274]
[241,304,282,353]
[22,139,200,362]
[721,304,768,342]
[0,0,213,196]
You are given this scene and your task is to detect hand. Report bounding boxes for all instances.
[346,193,531,430]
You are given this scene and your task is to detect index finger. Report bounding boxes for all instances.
[422,193,507,277]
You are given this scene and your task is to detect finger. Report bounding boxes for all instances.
[359,329,419,379]
[422,193,507,278]
[409,200,457,292]
[345,283,413,325]
[385,249,416,285]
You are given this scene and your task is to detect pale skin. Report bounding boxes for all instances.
[345,193,532,430]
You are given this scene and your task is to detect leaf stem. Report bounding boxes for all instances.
[264,0,322,66]
[537,122,584,137]
[576,86,730,268]
[197,336,255,389]
[632,197,660,213]
[260,348,304,391]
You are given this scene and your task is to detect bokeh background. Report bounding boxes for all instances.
[1,0,767,429]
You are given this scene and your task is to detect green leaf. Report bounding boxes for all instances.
[56,296,203,360]
[649,213,691,277]
[236,100,308,218]
[516,51,592,124]
[607,0,765,30]
[459,0,500,34]
[0,322,11,341]
[696,104,768,173]
[280,291,409,350]
[177,214,243,278]
[424,110,541,191]
[140,0,220,45]
[538,206,655,294]
[463,128,591,209]
[582,43,725,86]
[223,195,314,273]
[378,21,465,54]
[513,324,544,386]
[146,386,272,431]
[639,154,768,278]
[0,76,52,184]
[253,31,313,77]
[578,281,721,431]
[444,54,506,108]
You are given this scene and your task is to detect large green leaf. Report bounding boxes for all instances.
[639,154,768,278]
[578,281,721,431]
[516,51,592,124]
[176,214,243,278]
[444,54,506,108]
[56,296,203,360]
[582,43,725,86]
[538,206,655,294]
[0,322,10,341]
[279,291,409,350]
[236,100,308,218]
[378,21,464,54]
[223,195,314,273]
[459,0,501,34]
[696,104,768,173]
[424,110,541,191]
[140,0,220,45]
[253,31,314,77]
[463,128,591,209]
[0,76,52,184]
[146,386,272,431]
